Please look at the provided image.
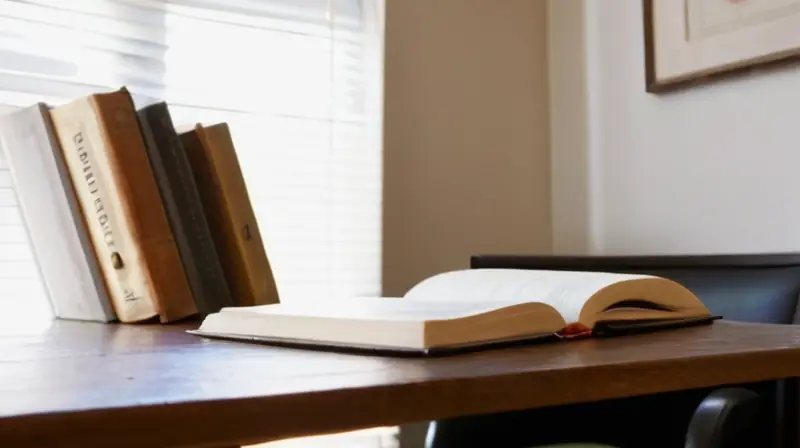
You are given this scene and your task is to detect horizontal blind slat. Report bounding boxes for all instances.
[1,1,168,46]
[0,261,40,279]
[0,242,35,261]
[19,0,169,25]
[0,189,17,207]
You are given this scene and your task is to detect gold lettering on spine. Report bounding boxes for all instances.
[73,131,136,302]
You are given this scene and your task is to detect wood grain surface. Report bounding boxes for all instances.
[2,320,800,447]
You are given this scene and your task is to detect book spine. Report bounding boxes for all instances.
[90,92,197,322]
[208,125,280,307]
[183,125,280,307]
[137,104,234,313]
[49,98,158,322]
[0,105,115,322]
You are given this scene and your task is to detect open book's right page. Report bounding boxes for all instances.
[403,269,654,324]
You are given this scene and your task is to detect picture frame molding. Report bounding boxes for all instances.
[643,0,800,93]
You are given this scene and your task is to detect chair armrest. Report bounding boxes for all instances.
[685,388,761,448]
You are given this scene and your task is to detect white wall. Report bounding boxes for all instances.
[550,0,800,255]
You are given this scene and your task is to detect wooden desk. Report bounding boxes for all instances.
[1,320,800,447]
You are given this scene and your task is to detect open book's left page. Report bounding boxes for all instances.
[225,298,518,321]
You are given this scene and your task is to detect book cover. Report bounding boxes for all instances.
[0,104,115,322]
[49,89,197,323]
[137,103,234,314]
[180,124,280,307]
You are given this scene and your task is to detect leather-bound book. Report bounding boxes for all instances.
[49,88,197,323]
[180,123,280,307]
[137,102,234,314]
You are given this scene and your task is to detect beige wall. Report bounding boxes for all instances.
[382,0,552,297]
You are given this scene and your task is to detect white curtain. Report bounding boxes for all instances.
[0,0,384,321]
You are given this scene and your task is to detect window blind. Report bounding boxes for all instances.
[0,0,384,324]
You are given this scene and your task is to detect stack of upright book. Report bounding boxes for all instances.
[0,88,280,323]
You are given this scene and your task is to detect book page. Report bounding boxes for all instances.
[403,269,654,323]
[227,297,521,322]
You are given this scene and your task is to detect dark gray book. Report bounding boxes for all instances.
[136,102,234,313]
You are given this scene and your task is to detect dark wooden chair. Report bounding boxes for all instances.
[425,253,800,448]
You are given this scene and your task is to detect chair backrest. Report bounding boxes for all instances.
[471,253,800,324]
[426,253,800,448]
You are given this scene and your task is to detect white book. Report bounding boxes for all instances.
[192,269,713,354]
[0,104,115,322]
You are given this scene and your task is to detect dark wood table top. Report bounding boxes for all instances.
[2,320,800,447]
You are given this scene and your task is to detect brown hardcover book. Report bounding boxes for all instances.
[49,89,197,323]
[179,123,280,307]
[137,103,234,314]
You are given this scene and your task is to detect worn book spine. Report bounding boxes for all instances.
[49,89,197,323]
[137,103,234,314]
[180,124,280,307]
[0,104,115,322]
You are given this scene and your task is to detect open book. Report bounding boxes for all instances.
[191,269,715,354]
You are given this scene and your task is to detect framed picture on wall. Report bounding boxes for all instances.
[643,0,800,92]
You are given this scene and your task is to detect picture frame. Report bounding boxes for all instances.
[643,0,800,92]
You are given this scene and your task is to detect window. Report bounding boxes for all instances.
[0,0,384,326]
